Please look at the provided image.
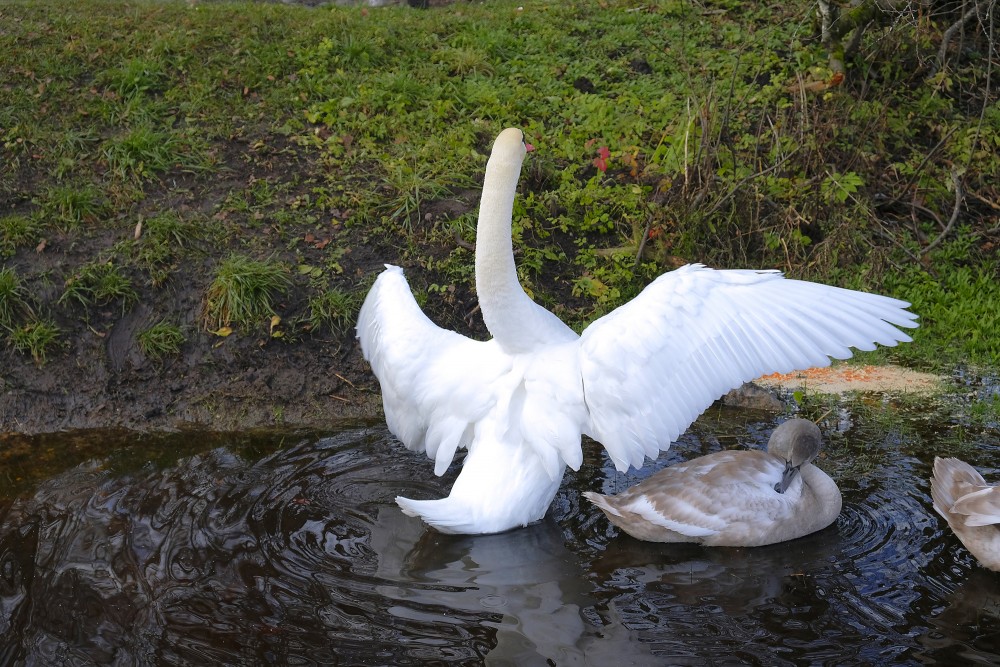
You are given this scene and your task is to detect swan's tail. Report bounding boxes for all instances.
[396,496,496,535]
[582,491,624,518]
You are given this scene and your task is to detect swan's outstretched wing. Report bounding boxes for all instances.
[580,264,918,472]
[357,265,510,475]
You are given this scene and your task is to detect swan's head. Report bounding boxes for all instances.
[488,128,530,169]
[768,418,823,493]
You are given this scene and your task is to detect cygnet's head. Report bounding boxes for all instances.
[768,418,823,493]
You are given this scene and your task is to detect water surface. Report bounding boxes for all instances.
[1,401,998,664]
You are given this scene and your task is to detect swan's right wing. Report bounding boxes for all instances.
[580,264,918,472]
[357,265,510,475]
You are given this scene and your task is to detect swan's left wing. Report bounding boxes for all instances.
[357,265,510,474]
[580,264,918,472]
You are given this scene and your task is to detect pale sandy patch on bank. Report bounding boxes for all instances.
[755,365,943,395]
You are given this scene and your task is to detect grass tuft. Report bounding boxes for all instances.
[306,287,360,336]
[99,56,166,101]
[60,261,138,311]
[39,184,108,227]
[103,125,190,181]
[203,255,291,330]
[0,266,34,329]
[10,319,61,365]
[0,214,42,257]
[137,320,185,360]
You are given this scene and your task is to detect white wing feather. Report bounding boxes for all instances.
[580,264,918,472]
[357,265,510,474]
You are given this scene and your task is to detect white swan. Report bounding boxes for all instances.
[583,419,842,546]
[931,457,1000,571]
[356,127,917,535]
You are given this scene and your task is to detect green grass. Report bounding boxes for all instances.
[102,124,204,181]
[39,183,108,227]
[0,0,997,372]
[10,319,61,365]
[203,254,291,330]
[132,211,208,286]
[306,287,360,337]
[137,320,185,360]
[0,214,42,258]
[0,266,34,329]
[59,261,138,311]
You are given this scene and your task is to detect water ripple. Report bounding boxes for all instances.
[0,410,998,663]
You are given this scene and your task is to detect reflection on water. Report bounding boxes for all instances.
[0,405,998,664]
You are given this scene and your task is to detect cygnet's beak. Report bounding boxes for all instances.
[774,460,800,494]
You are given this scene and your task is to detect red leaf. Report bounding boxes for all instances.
[593,146,610,173]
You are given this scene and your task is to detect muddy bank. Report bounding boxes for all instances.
[0,324,942,434]
[1,320,382,434]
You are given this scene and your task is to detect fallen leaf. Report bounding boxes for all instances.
[212,326,233,337]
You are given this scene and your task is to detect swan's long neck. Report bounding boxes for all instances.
[474,133,576,352]
[474,150,537,344]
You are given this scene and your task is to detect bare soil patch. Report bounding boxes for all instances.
[755,364,943,395]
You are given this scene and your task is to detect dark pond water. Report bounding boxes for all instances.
[1,398,999,665]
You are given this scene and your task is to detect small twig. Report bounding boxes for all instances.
[635,207,656,267]
[921,171,965,256]
[704,149,798,218]
[634,184,664,266]
[875,127,957,209]
[333,372,356,389]
[454,228,475,252]
[970,188,1000,212]
[465,302,481,324]
[872,220,924,266]
[934,0,987,75]
[910,200,944,230]
[813,408,834,425]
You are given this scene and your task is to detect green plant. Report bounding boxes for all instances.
[0,266,34,329]
[102,125,195,180]
[203,254,290,330]
[137,320,185,360]
[134,212,205,285]
[0,214,41,257]
[99,56,166,100]
[10,318,61,364]
[306,287,359,336]
[59,261,138,310]
[380,158,453,230]
[40,184,107,226]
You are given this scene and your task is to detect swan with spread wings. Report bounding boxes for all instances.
[357,128,918,535]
